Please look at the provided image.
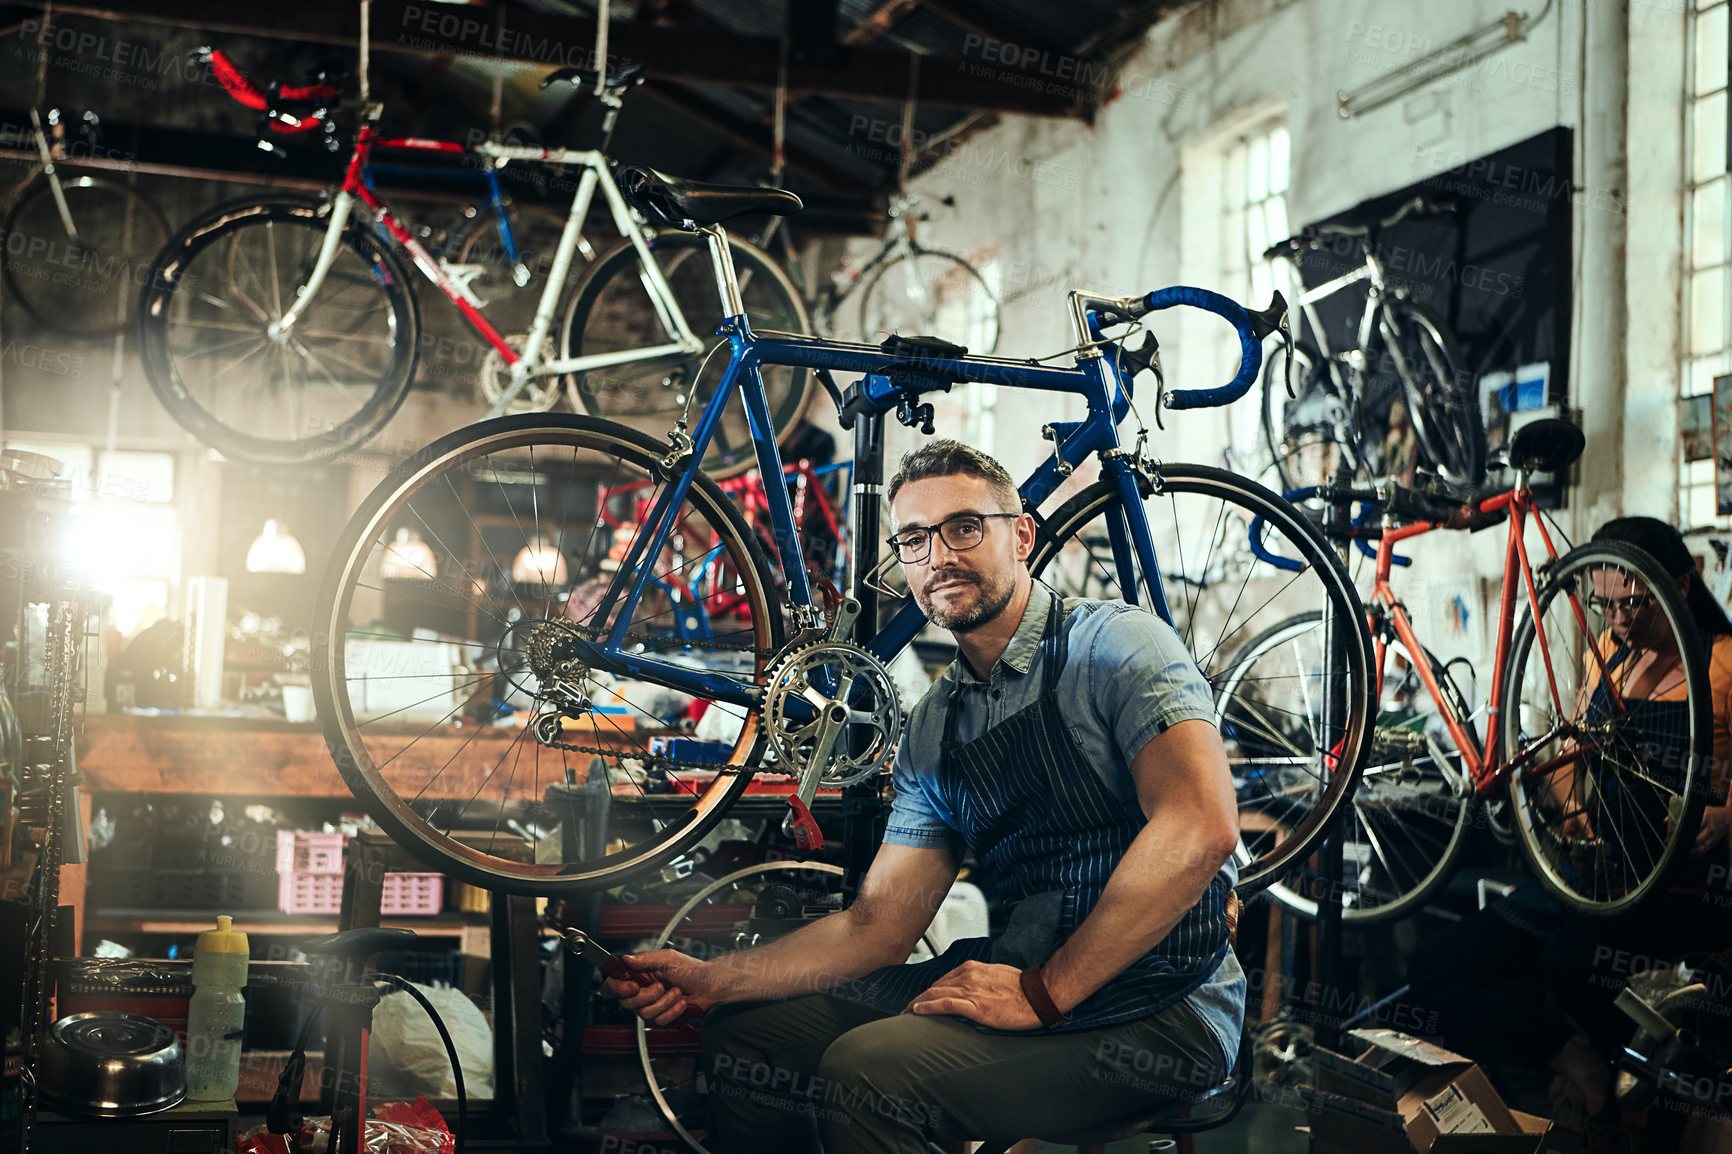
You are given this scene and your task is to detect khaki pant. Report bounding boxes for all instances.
[701,992,1226,1154]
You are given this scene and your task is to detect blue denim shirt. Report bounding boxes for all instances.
[884,592,1247,1062]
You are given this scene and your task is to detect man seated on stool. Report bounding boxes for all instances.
[602,440,1247,1153]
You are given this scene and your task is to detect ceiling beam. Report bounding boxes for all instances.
[7,0,1089,117]
[843,0,923,47]
[639,80,864,193]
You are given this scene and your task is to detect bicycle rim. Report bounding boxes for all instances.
[312,414,784,894]
[139,197,417,464]
[636,860,846,1153]
[3,176,169,338]
[856,250,1000,353]
[1027,465,1372,895]
[1501,541,1709,916]
[1383,303,1483,486]
[561,231,811,479]
[1246,613,1476,924]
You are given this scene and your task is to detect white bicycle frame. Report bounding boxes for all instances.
[268,133,706,417]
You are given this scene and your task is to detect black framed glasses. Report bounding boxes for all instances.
[887,512,1019,565]
[1587,592,1655,617]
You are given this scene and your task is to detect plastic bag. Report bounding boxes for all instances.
[238,1098,454,1154]
[367,983,494,1100]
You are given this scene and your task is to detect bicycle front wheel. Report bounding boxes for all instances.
[313,414,784,894]
[560,231,811,479]
[1027,465,1373,896]
[3,174,170,338]
[1234,612,1477,924]
[139,196,419,464]
[1381,301,1483,487]
[1500,540,1710,917]
[855,249,1000,353]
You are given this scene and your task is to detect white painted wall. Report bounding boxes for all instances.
[875,0,1690,664]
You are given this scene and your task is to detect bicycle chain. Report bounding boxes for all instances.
[529,624,780,773]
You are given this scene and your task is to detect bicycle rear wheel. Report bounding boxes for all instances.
[1027,464,1373,896]
[3,174,170,339]
[855,249,1000,353]
[560,231,811,479]
[1500,541,1709,916]
[1230,612,1477,924]
[312,414,784,894]
[1260,343,1362,494]
[138,196,419,464]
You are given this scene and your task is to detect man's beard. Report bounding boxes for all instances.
[915,566,1016,633]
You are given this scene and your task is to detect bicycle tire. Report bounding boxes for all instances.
[138,195,419,464]
[1500,540,1710,917]
[454,203,600,413]
[855,248,1001,353]
[1026,465,1373,896]
[633,859,944,1151]
[3,174,170,339]
[1231,612,1477,924]
[1259,342,1362,494]
[560,230,812,480]
[1381,301,1484,487]
[312,413,784,894]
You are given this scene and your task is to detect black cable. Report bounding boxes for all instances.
[376,972,468,1154]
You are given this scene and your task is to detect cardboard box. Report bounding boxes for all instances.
[1305,1029,1554,1154]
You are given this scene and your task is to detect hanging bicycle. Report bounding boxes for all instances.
[137,51,808,470]
[1259,196,1484,493]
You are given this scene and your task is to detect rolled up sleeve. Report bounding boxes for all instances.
[882,741,964,852]
[1085,606,1218,764]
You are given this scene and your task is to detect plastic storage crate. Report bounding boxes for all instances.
[275,830,347,875]
[381,873,444,916]
[275,869,445,916]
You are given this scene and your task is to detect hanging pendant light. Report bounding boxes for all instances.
[379,527,437,579]
[245,519,306,574]
[511,534,568,585]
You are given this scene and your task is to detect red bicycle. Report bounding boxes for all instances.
[1223,418,1715,920]
[137,50,808,467]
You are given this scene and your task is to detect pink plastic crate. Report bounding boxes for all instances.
[276,830,347,875]
[276,870,445,916]
[381,873,444,917]
[278,871,343,916]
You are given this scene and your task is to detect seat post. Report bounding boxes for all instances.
[701,223,745,319]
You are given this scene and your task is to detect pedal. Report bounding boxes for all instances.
[786,796,822,851]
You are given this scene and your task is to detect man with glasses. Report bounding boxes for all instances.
[602,439,1247,1153]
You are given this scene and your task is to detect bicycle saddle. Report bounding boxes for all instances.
[1507,417,1584,474]
[540,61,647,91]
[301,927,419,967]
[617,165,803,229]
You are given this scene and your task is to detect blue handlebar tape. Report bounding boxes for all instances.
[1143,286,1261,410]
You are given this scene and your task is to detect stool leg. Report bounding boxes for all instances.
[1175,1134,1195,1154]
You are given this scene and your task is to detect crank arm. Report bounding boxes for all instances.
[782,699,848,850]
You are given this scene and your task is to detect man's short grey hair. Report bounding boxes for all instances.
[887,439,1020,513]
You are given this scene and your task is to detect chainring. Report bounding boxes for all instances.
[762,640,902,787]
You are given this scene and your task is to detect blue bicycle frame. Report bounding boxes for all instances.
[568,251,1267,718]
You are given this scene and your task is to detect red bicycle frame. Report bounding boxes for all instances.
[1368,485,1617,800]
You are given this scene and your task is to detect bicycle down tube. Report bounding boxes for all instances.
[1368,487,1599,797]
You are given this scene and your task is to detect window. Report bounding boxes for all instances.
[4,439,181,635]
[1682,0,1729,525]
[1180,113,1289,470]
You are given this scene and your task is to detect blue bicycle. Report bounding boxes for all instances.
[311,167,1376,896]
